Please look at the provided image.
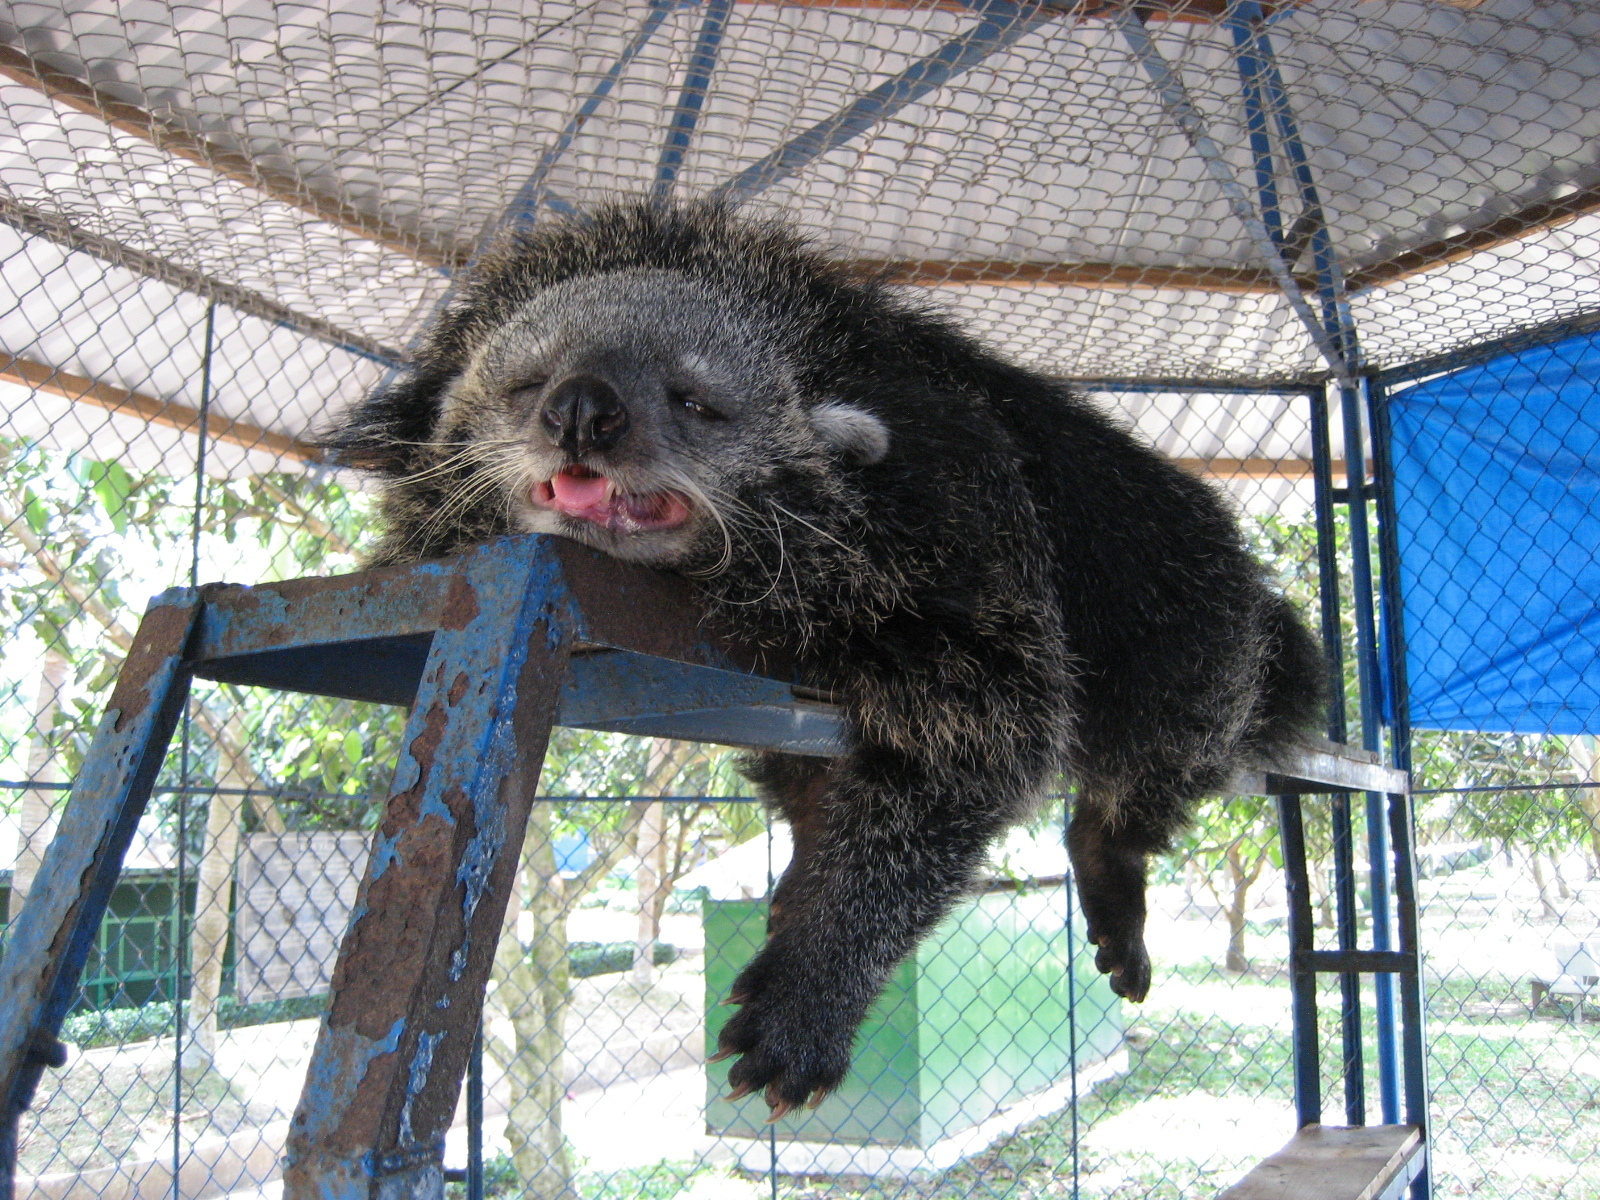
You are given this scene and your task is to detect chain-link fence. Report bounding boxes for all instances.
[2,1,1599,1198]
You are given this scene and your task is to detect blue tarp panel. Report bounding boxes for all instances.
[1390,328,1600,734]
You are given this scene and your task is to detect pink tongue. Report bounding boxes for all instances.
[550,471,610,513]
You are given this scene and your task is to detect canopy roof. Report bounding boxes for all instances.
[0,0,1594,477]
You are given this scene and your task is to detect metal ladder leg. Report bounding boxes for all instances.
[0,590,203,1198]
[281,541,572,1200]
[1277,792,1322,1127]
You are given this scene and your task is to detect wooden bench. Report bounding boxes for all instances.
[1219,1124,1424,1200]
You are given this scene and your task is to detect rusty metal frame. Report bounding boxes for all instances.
[0,533,832,1200]
[0,531,1408,1199]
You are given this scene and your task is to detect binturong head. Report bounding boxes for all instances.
[445,271,830,565]
[326,202,897,571]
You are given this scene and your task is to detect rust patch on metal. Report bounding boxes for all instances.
[447,672,469,707]
[440,573,480,630]
[107,603,191,732]
[552,536,802,681]
[378,702,449,834]
[553,540,700,656]
[328,810,458,1041]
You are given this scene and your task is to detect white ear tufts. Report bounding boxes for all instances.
[810,402,890,466]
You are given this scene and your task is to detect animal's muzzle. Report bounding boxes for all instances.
[541,375,630,456]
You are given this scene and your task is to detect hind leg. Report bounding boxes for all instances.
[1067,789,1164,1002]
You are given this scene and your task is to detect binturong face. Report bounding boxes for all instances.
[434,269,890,569]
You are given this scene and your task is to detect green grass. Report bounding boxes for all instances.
[756,958,1600,1200]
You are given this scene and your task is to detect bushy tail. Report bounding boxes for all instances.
[1250,596,1328,755]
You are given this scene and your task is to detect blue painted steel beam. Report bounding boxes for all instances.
[1276,794,1322,1128]
[1228,0,1421,1149]
[282,537,568,1199]
[1375,307,1600,387]
[1074,377,1321,395]
[1112,6,1353,388]
[1227,2,1373,1127]
[1226,3,1357,369]
[712,0,1063,202]
[496,0,679,236]
[1367,376,1431,1199]
[1340,378,1403,1127]
[654,0,735,200]
[0,592,202,1193]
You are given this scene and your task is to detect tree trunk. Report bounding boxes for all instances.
[10,648,69,924]
[182,711,281,1071]
[181,785,244,1071]
[487,804,577,1199]
[632,742,684,988]
[1530,851,1557,920]
[1224,844,1252,974]
[486,795,649,1199]
[1550,853,1571,900]
[1569,735,1600,880]
[1312,857,1335,930]
[632,800,667,988]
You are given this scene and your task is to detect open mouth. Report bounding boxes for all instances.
[531,465,692,533]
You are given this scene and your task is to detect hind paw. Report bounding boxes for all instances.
[1091,931,1152,1002]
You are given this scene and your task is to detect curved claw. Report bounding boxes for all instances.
[807,1088,829,1109]
[766,1099,794,1124]
[707,1049,733,1064]
[725,1083,755,1102]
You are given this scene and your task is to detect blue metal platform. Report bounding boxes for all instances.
[0,531,1417,1200]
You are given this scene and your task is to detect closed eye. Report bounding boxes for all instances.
[504,376,550,407]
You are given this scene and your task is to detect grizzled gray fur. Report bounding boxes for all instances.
[326,200,1324,1116]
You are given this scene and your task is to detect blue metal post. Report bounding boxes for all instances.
[495,0,678,232]
[654,0,735,200]
[1340,377,1402,1126]
[1230,0,1412,1130]
[1277,793,1322,1128]
[1233,3,1367,1119]
[0,593,203,1195]
[282,538,570,1200]
[466,1025,483,1200]
[1368,377,1431,1197]
[713,0,1062,202]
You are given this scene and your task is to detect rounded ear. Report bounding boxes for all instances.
[808,402,890,466]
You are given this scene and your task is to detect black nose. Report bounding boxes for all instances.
[539,375,630,456]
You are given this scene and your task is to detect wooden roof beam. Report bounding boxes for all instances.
[862,259,1280,292]
[2,348,1329,483]
[751,0,1287,23]
[0,44,469,271]
[1349,179,1600,292]
[0,352,321,464]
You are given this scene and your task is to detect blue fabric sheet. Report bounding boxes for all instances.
[1391,328,1600,734]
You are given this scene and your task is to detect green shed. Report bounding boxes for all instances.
[704,883,1123,1174]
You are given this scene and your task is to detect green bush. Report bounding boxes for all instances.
[59,943,675,1050]
[61,1002,176,1050]
[569,941,678,978]
[445,1153,521,1199]
[61,992,333,1050]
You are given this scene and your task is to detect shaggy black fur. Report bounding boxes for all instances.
[325,201,1324,1115]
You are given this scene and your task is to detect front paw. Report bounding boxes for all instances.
[1090,928,1152,1002]
[714,953,853,1118]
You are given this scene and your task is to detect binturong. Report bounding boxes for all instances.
[325,200,1324,1118]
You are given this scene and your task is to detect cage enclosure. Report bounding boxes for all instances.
[0,1,1596,1199]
